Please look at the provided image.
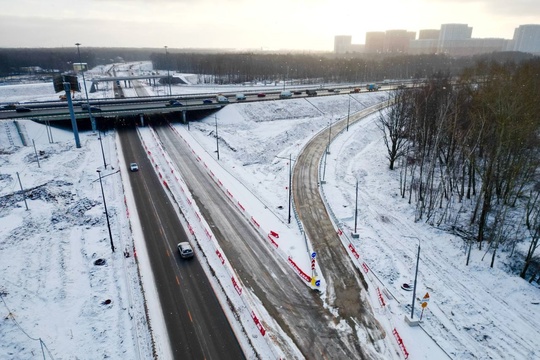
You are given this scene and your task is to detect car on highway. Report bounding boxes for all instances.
[293,90,302,95]
[15,106,31,113]
[177,242,194,258]
[89,106,102,112]
[166,100,183,107]
[130,163,139,172]
[203,99,213,104]
[0,104,17,110]
[257,93,266,98]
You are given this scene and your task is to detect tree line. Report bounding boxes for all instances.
[1,46,534,86]
[378,58,540,282]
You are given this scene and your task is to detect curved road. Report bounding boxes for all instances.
[156,114,387,359]
[293,103,390,347]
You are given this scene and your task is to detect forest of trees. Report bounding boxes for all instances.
[0,47,535,86]
[378,59,540,282]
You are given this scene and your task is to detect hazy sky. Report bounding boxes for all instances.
[1,0,539,51]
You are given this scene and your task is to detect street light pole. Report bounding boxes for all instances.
[276,155,295,224]
[287,154,292,224]
[97,170,115,253]
[346,94,351,131]
[327,118,332,155]
[98,130,107,169]
[411,240,420,319]
[165,46,172,96]
[354,180,359,233]
[215,114,220,160]
[75,43,96,132]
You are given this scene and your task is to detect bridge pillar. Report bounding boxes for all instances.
[63,82,81,148]
[182,110,187,124]
[139,113,145,127]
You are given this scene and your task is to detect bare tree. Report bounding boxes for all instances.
[377,90,411,170]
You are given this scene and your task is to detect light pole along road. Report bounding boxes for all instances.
[118,127,244,360]
[154,99,389,360]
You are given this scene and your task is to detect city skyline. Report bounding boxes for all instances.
[335,23,540,56]
[1,0,540,51]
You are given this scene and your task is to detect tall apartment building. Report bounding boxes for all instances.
[384,30,416,53]
[438,23,473,53]
[365,32,386,53]
[335,23,539,56]
[334,35,352,54]
[511,24,540,54]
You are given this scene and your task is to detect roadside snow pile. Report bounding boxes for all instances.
[0,123,151,359]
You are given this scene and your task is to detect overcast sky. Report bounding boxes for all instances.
[1,0,539,51]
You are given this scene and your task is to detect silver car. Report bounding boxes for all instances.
[177,242,194,258]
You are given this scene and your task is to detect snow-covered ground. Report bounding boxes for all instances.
[1,62,539,360]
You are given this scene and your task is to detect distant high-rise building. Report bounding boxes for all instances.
[365,32,385,53]
[334,35,352,54]
[384,30,416,53]
[418,29,440,40]
[511,24,540,54]
[335,22,538,56]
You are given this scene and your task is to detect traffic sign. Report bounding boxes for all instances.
[421,302,428,308]
[315,280,321,287]
[311,252,317,258]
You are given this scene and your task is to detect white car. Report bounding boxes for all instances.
[177,242,194,258]
[130,163,139,172]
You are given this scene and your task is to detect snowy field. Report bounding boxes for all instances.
[1,62,539,360]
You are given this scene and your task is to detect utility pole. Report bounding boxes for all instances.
[75,43,96,132]
[97,170,115,252]
[215,114,220,160]
[346,94,351,131]
[165,46,172,96]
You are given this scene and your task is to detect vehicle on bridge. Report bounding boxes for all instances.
[306,90,317,96]
[0,104,17,110]
[203,99,213,104]
[280,90,292,99]
[216,95,229,104]
[15,106,32,113]
[366,83,380,91]
[235,93,246,101]
[166,100,183,107]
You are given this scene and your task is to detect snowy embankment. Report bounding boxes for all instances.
[0,122,153,360]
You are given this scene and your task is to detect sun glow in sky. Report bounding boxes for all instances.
[1,0,539,51]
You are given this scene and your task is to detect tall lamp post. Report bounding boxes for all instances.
[97,169,115,253]
[75,43,96,132]
[404,236,421,319]
[165,46,172,96]
[215,114,220,160]
[98,130,107,169]
[276,155,296,224]
[346,94,351,131]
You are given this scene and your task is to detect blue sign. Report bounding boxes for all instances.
[311,252,317,258]
[315,280,321,287]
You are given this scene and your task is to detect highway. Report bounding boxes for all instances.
[155,125,380,359]
[119,127,245,360]
[0,84,400,121]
